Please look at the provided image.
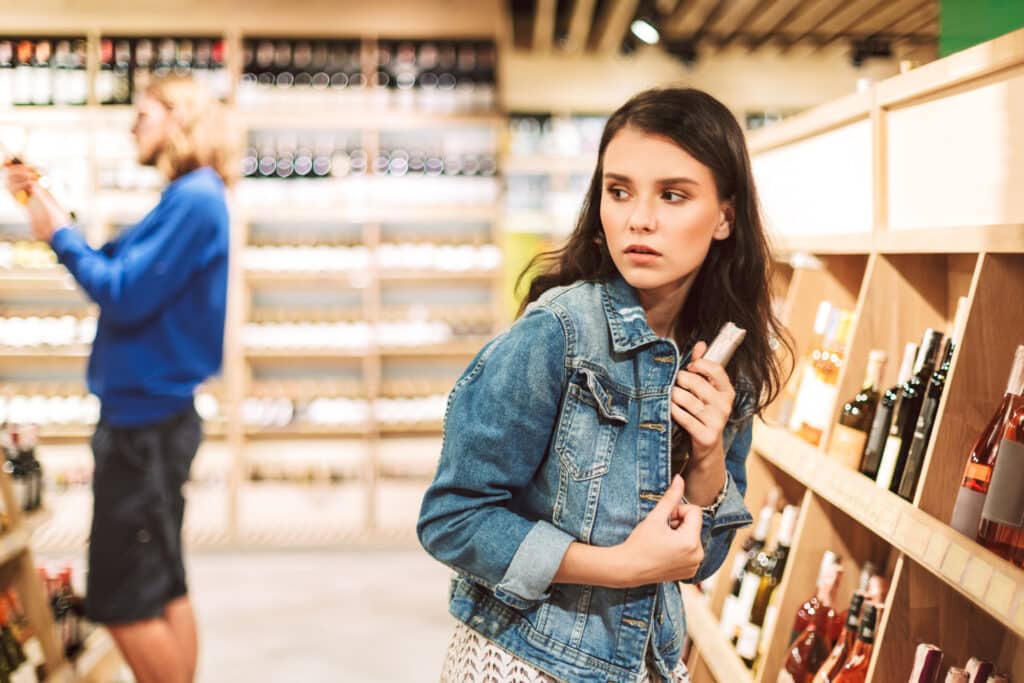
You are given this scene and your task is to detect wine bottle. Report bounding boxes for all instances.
[832,350,887,469]
[950,345,1024,538]
[112,39,132,105]
[750,505,801,632]
[292,40,313,88]
[175,38,194,76]
[778,597,835,683]
[69,39,88,105]
[31,39,53,106]
[861,342,918,480]
[789,551,842,648]
[13,40,34,106]
[155,38,175,76]
[97,39,115,104]
[787,303,837,433]
[812,592,864,682]
[274,40,293,89]
[800,309,854,446]
[736,621,761,669]
[908,643,943,683]
[978,396,1024,565]
[898,300,970,500]
[830,603,879,683]
[720,495,777,640]
[133,38,154,99]
[0,41,14,109]
[876,329,944,492]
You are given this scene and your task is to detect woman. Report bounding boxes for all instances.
[418,87,791,683]
[5,75,235,683]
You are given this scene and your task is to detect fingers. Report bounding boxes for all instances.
[671,403,714,445]
[652,474,685,520]
[673,373,731,429]
[675,504,704,550]
[690,341,707,362]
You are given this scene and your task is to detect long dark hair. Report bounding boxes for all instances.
[518,87,793,414]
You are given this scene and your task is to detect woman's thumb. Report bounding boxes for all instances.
[655,475,686,517]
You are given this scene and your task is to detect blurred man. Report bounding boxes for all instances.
[4,75,235,683]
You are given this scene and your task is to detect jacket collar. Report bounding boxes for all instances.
[599,275,663,353]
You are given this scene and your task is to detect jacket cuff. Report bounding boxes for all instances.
[493,520,575,609]
[49,224,83,260]
[702,471,753,540]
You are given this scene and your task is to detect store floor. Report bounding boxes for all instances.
[98,548,457,682]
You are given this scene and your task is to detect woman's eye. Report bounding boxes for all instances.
[662,190,687,202]
[606,186,629,199]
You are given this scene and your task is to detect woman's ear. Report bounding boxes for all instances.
[713,201,735,240]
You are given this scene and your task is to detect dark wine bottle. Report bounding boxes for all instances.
[831,350,887,470]
[898,300,969,500]
[876,329,944,492]
[860,342,918,479]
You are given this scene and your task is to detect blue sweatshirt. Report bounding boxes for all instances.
[50,166,229,427]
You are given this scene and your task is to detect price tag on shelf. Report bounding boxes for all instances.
[895,515,929,556]
[940,542,970,583]
[923,533,950,570]
[961,558,993,600]
[984,571,1015,617]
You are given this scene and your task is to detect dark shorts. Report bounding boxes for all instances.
[86,404,202,625]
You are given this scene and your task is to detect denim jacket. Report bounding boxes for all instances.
[418,276,755,683]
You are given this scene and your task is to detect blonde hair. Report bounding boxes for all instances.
[145,75,239,186]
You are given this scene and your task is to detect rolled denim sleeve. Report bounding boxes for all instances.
[685,415,755,584]
[417,306,575,610]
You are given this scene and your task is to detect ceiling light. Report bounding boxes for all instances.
[630,19,660,45]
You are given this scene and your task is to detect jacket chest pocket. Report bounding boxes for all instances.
[554,367,629,480]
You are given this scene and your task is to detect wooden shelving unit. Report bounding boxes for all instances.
[686,27,1024,683]
[1,25,505,548]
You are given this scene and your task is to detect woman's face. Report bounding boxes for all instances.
[600,126,732,305]
[131,94,173,167]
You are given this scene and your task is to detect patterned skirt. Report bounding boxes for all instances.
[440,622,691,683]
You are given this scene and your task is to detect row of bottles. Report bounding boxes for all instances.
[950,344,1024,566]
[1,423,44,513]
[242,138,499,180]
[507,113,606,158]
[39,565,89,660]
[908,645,1009,683]
[0,38,88,108]
[242,318,490,350]
[779,552,889,683]
[0,315,96,348]
[98,36,229,105]
[242,243,501,274]
[0,589,44,683]
[0,241,58,270]
[0,389,219,428]
[836,299,967,501]
[242,393,447,429]
[239,38,497,112]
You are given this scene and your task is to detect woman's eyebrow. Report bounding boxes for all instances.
[603,171,700,186]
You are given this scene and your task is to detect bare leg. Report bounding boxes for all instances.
[164,595,199,682]
[108,618,188,683]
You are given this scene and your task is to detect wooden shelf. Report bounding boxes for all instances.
[752,421,1024,640]
[501,155,596,175]
[245,424,371,438]
[244,269,498,286]
[0,347,90,361]
[240,108,504,130]
[241,204,498,225]
[680,585,753,683]
[244,347,368,361]
[0,270,78,293]
[379,420,444,435]
[0,527,29,567]
[771,225,1024,255]
[380,342,485,358]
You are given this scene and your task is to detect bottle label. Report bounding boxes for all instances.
[876,436,902,489]
[720,595,740,639]
[950,486,987,537]
[759,603,779,656]
[964,463,992,486]
[737,572,762,617]
[981,440,1024,527]
[831,424,868,470]
[736,622,762,659]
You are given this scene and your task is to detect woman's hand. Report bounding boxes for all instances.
[671,340,735,467]
[4,162,70,242]
[617,475,705,585]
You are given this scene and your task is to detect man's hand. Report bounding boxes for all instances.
[4,162,71,242]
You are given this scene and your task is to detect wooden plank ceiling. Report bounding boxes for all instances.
[507,0,939,59]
